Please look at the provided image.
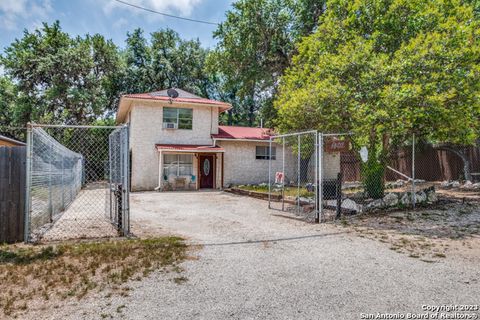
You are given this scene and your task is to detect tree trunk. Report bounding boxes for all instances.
[435,145,472,181]
[248,100,255,127]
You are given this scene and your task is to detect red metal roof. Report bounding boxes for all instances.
[122,93,230,107]
[117,89,232,123]
[212,126,274,141]
[156,144,224,152]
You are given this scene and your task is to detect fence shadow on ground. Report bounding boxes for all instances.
[191,232,347,247]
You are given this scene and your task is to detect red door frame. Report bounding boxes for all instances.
[198,154,215,189]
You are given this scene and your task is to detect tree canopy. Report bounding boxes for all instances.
[274,0,480,197]
[0,23,218,128]
[210,0,326,126]
[1,22,122,126]
[0,0,478,152]
[275,0,480,147]
[122,28,211,97]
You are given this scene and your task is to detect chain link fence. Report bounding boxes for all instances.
[25,124,129,242]
[267,131,319,222]
[322,134,480,221]
[29,127,84,235]
[268,131,480,223]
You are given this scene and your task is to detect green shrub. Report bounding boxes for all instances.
[362,159,385,199]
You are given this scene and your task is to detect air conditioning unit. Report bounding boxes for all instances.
[163,122,178,129]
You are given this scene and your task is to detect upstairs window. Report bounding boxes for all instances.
[163,107,193,130]
[256,146,276,160]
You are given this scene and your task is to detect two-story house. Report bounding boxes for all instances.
[116,88,299,192]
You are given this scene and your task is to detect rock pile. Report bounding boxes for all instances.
[441,180,480,189]
[339,186,438,213]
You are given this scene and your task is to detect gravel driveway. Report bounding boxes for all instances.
[34,191,480,319]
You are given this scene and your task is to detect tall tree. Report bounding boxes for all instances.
[211,0,326,127]
[275,0,480,197]
[1,21,122,125]
[0,77,17,127]
[122,28,211,97]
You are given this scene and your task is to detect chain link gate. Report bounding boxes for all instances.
[267,131,319,222]
[24,124,130,242]
[108,127,130,236]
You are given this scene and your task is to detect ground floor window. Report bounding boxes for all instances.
[256,146,276,160]
[163,154,193,179]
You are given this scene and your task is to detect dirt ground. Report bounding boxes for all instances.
[17,190,479,320]
[342,198,480,262]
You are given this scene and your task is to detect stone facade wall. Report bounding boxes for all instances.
[217,140,341,186]
[217,140,291,186]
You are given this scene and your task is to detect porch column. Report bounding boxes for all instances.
[158,150,163,190]
[221,152,224,189]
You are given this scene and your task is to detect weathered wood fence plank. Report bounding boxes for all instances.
[0,146,26,243]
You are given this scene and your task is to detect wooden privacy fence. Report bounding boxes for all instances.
[340,145,480,182]
[0,146,26,243]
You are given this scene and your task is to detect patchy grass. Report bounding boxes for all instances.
[339,200,480,262]
[173,276,188,284]
[0,237,186,317]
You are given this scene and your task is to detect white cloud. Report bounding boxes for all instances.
[104,0,203,19]
[113,17,129,29]
[0,0,52,30]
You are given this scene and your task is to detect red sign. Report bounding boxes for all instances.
[325,139,350,153]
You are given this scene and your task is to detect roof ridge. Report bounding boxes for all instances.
[145,88,203,99]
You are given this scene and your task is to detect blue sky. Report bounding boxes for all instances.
[0,0,234,51]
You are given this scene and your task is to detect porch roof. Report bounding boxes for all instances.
[155,144,224,153]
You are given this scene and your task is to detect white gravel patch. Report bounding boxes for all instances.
[23,191,480,320]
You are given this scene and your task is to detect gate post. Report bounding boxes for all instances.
[122,125,130,235]
[61,154,65,210]
[412,133,416,209]
[268,137,272,209]
[297,135,301,212]
[317,132,324,223]
[24,123,32,243]
[48,140,53,222]
[315,132,319,223]
[282,137,285,211]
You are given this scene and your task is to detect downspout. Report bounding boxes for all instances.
[154,148,163,191]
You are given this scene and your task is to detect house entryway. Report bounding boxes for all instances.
[199,155,215,188]
[156,144,224,191]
